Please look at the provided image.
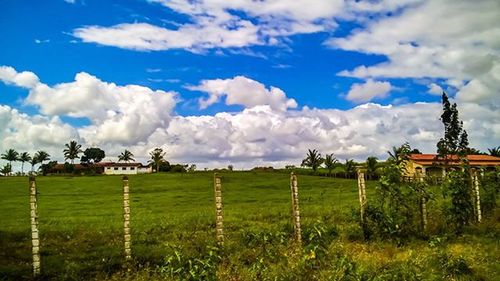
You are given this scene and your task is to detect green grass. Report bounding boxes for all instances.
[0,172,498,280]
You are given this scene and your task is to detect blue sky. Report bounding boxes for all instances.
[0,0,498,168]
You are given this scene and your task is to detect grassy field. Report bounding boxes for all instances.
[0,171,498,280]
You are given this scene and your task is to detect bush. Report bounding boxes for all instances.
[443,169,474,233]
[480,170,499,216]
[363,163,423,242]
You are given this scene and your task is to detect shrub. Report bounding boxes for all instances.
[363,162,423,242]
[442,169,474,233]
[157,245,221,281]
[480,170,499,216]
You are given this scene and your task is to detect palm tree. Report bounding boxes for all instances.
[323,153,338,177]
[488,146,500,157]
[301,149,324,174]
[344,159,356,179]
[29,157,40,173]
[366,156,378,180]
[34,151,50,166]
[1,149,19,175]
[149,148,166,173]
[387,143,411,165]
[63,140,83,164]
[18,152,31,175]
[118,150,135,162]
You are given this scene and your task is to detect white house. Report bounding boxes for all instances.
[102,162,152,175]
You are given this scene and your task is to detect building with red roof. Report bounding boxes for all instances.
[406,154,500,178]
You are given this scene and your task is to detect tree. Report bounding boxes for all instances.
[488,146,500,157]
[188,164,197,172]
[29,156,40,173]
[118,150,135,162]
[410,148,422,154]
[436,92,469,159]
[1,149,19,175]
[18,152,31,175]
[344,159,356,179]
[63,140,83,164]
[149,147,166,173]
[436,92,475,233]
[80,148,105,164]
[301,149,324,174]
[33,151,50,167]
[387,143,411,166]
[366,156,378,180]
[323,153,337,177]
[1,163,12,176]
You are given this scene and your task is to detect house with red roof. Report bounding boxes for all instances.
[406,154,500,178]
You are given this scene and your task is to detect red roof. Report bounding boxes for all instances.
[409,154,500,166]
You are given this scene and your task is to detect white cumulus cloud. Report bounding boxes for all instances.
[187,76,298,111]
[346,79,392,103]
[327,0,500,110]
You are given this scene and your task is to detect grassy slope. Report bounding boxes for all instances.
[0,172,498,280]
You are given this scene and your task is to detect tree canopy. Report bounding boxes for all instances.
[118,150,135,162]
[149,147,166,173]
[81,148,105,164]
[436,92,469,158]
[64,140,83,164]
[301,149,324,173]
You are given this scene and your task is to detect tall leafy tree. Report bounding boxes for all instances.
[63,140,83,164]
[1,148,19,168]
[301,149,324,174]
[118,150,135,162]
[436,92,469,159]
[81,148,105,164]
[149,148,166,173]
[366,156,378,180]
[18,152,31,175]
[323,153,337,177]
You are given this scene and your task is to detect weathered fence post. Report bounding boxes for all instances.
[416,171,428,232]
[214,173,224,246]
[357,169,367,224]
[122,176,132,261]
[290,172,302,244]
[472,169,482,223]
[29,176,41,277]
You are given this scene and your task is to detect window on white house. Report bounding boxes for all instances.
[114,167,119,170]
[130,167,135,170]
[122,167,126,170]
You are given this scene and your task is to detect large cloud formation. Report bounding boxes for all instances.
[0,66,177,146]
[1,66,498,170]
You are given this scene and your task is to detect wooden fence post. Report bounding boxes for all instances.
[122,176,132,261]
[472,169,482,223]
[357,169,367,224]
[29,176,41,277]
[416,171,428,232]
[214,174,224,246]
[290,173,302,244]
